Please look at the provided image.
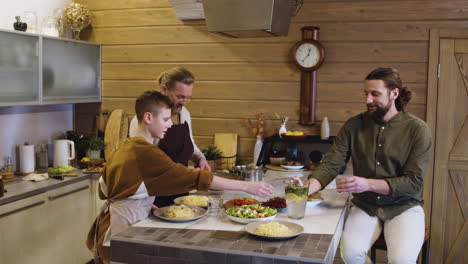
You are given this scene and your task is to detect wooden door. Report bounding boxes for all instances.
[428,30,468,264]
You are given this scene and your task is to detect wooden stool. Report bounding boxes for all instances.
[370,229,429,264]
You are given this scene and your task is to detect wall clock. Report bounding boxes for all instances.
[292,26,325,125]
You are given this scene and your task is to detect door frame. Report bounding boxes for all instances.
[427,28,468,264]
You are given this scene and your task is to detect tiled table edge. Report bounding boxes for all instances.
[111,227,333,264]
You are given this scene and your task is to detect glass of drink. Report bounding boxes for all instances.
[285,179,309,220]
[335,175,351,195]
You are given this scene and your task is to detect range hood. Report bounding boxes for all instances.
[202,0,293,38]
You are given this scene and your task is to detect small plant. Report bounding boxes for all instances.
[201,145,223,160]
[87,136,105,151]
[275,113,289,125]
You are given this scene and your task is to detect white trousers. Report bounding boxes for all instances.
[340,205,425,264]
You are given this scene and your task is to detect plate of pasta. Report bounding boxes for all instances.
[153,205,207,222]
[245,221,303,240]
[174,195,210,208]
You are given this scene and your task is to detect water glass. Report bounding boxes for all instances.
[285,180,309,220]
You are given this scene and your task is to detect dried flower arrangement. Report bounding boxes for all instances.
[246,113,265,138]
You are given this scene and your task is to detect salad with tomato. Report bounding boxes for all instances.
[225,204,277,219]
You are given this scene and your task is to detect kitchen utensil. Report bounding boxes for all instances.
[19,144,35,173]
[104,109,128,159]
[35,144,48,171]
[244,166,263,181]
[53,139,75,167]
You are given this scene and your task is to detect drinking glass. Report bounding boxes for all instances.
[284,179,309,220]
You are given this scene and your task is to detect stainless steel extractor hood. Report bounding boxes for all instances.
[202,0,293,38]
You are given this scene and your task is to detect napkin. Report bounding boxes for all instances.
[22,173,49,182]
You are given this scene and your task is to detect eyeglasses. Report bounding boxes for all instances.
[175,94,192,103]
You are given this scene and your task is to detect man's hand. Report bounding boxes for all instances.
[244,181,275,198]
[198,158,212,171]
[336,176,371,194]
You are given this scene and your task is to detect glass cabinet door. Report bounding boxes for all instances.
[0,30,40,106]
[42,37,100,103]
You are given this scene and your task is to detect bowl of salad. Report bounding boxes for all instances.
[225,204,277,224]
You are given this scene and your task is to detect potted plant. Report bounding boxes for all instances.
[86,136,105,159]
[201,145,223,171]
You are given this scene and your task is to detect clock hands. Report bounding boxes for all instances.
[301,47,312,63]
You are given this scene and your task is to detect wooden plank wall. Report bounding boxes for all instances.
[75,0,468,164]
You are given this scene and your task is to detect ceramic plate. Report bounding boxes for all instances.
[306,200,323,208]
[153,205,207,222]
[280,165,305,170]
[173,195,210,208]
[280,133,307,139]
[245,221,304,240]
[225,212,276,224]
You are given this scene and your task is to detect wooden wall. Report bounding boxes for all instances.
[75,0,468,164]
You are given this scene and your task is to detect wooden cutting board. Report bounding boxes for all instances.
[214,133,238,170]
[104,109,128,159]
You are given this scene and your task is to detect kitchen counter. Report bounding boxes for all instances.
[0,170,94,206]
[110,170,350,264]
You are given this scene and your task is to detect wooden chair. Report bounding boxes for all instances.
[370,229,430,264]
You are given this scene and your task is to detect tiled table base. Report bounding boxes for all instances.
[111,227,333,264]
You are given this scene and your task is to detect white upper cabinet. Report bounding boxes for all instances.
[0,29,101,106]
[0,30,40,106]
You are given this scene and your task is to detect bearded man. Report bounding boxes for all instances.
[307,67,432,264]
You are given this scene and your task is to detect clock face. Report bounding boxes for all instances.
[295,43,321,69]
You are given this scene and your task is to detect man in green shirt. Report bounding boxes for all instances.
[308,68,431,264]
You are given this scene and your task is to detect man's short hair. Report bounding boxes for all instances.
[157,67,194,90]
[135,90,174,122]
[365,67,412,112]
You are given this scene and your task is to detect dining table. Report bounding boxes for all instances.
[110,168,351,264]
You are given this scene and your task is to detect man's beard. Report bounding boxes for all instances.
[367,101,392,122]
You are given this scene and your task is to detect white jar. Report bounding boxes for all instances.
[321,117,330,140]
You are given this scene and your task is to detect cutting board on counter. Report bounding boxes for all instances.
[104,109,129,159]
[214,133,238,170]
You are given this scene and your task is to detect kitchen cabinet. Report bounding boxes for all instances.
[45,179,94,263]
[90,174,106,218]
[0,179,94,264]
[0,29,101,107]
[0,193,49,264]
[0,30,40,106]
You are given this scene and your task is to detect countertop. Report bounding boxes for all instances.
[0,170,93,206]
[111,169,350,264]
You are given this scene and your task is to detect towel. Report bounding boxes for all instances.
[22,173,49,182]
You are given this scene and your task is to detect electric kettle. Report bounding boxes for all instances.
[53,140,75,167]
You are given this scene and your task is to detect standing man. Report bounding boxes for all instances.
[307,68,431,264]
[129,67,210,207]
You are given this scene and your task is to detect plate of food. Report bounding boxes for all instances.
[281,131,307,139]
[280,162,304,170]
[223,197,259,209]
[245,221,303,240]
[225,204,277,224]
[174,195,210,208]
[307,192,324,207]
[82,167,103,174]
[153,204,207,222]
[261,197,287,213]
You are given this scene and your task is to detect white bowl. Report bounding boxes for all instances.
[225,212,277,224]
[281,164,304,170]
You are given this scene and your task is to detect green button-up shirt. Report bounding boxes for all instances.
[309,111,432,219]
